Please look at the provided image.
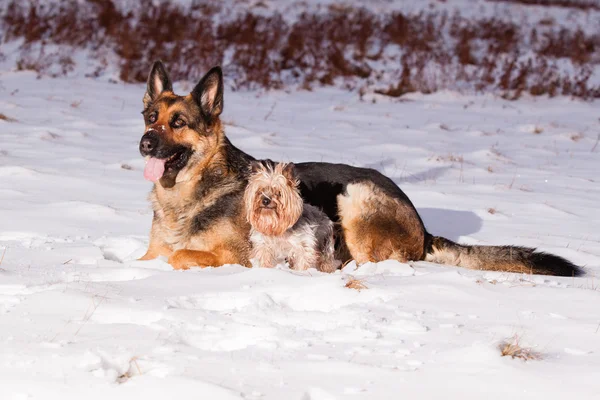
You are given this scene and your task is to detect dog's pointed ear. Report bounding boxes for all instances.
[192,66,223,120]
[144,61,172,107]
[249,160,263,174]
[282,163,296,181]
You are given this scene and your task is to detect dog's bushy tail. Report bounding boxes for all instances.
[425,236,583,277]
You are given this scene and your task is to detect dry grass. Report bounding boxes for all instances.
[570,132,585,142]
[117,357,143,384]
[433,154,465,163]
[591,133,600,152]
[345,277,368,291]
[499,334,542,360]
[2,0,600,98]
[486,0,600,10]
[0,113,17,122]
[575,274,598,291]
[0,247,6,270]
[475,277,500,285]
[74,292,108,336]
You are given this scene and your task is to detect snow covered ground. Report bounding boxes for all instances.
[1,70,600,399]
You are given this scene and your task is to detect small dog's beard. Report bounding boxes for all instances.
[250,207,291,236]
[247,189,304,236]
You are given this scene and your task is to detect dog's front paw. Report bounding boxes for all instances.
[168,250,195,270]
[168,250,216,270]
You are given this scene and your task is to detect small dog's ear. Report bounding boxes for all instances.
[144,60,173,107]
[192,66,224,120]
[282,163,296,181]
[249,160,262,174]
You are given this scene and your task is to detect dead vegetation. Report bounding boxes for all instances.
[570,132,585,142]
[0,113,17,122]
[486,0,600,11]
[345,277,368,291]
[592,134,600,152]
[2,0,600,99]
[117,357,143,384]
[499,334,542,361]
[0,247,6,271]
[432,154,465,163]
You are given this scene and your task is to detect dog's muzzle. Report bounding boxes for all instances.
[260,196,276,209]
[139,130,159,157]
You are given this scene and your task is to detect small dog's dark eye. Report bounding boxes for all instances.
[173,118,186,128]
[148,112,158,124]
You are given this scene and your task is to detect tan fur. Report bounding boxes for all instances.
[337,182,425,264]
[168,244,240,270]
[144,151,251,269]
[426,247,526,273]
[139,224,173,260]
[146,93,221,186]
[244,162,303,237]
[424,236,564,275]
[139,95,250,269]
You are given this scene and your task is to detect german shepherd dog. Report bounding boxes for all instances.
[138,61,582,277]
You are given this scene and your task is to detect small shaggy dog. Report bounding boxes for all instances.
[244,161,338,272]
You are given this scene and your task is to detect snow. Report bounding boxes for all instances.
[1,69,600,399]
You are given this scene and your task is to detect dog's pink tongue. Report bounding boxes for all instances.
[144,157,166,182]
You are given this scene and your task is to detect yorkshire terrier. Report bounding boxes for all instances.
[244,160,339,273]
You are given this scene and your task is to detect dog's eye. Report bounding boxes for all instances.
[172,117,186,129]
[148,112,158,124]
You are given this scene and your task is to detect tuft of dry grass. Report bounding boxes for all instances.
[433,154,464,163]
[0,113,17,122]
[570,132,584,142]
[117,357,143,384]
[476,278,500,285]
[499,334,542,360]
[592,133,600,152]
[74,292,108,337]
[0,247,6,270]
[575,274,598,291]
[345,277,368,291]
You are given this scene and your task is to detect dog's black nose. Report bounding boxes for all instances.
[261,197,271,207]
[139,132,158,156]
